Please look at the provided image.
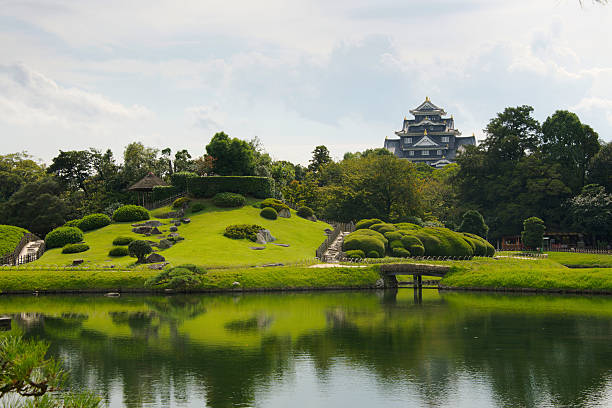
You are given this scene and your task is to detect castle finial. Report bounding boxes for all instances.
[425,96,430,102]
[424,129,428,135]
[404,116,407,120]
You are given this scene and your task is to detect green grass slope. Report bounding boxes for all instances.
[34,200,332,267]
[0,225,29,257]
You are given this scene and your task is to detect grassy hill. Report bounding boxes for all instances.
[0,225,29,257]
[34,199,331,268]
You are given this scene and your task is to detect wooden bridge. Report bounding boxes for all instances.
[380,263,450,288]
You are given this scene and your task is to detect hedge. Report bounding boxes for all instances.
[152,185,181,201]
[112,205,150,222]
[108,246,129,257]
[112,236,134,246]
[370,223,397,234]
[392,247,410,258]
[343,235,385,258]
[213,193,246,208]
[62,243,90,254]
[297,206,314,218]
[260,207,278,220]
[355,219,383,230]
[191,202,206,212]
[345,249,365,259]
[45,227,83,249]
[172,197,191,209]
[259,198,290,213]
[170,172,198,191]
[224,224,263,241]
[78,213,111,232]
[188,176,274,199]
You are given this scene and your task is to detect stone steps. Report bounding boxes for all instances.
[321,231,351,263]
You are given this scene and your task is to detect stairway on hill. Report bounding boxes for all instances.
[17,239,45,265]
[322,231,351,262]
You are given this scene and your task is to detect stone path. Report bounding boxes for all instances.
[17,240,45,264]
[321,231,351,263]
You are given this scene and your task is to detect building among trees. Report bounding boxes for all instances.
[384,97,476,167]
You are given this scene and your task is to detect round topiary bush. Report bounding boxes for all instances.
[389,239,404,249]
[78,213,111,231]
[392,247,410,258]
[367,250,381,258]
[63,219,82,228]
[343,235,385,258]
[408,244,425,256]
[112,236,134,246]
[297,206,314,219]
[108,246,129,257]
[384,231,403,241]
[260,198,290,213]
[463,233,495,257]
[45,227,84,249]
[191,202,206,212]
[172,197,191,209]
[112,205,150,222]
[128,240,153,263]
[355,218,383,230]
[344,249,365,259]
[260,207,278,220]
[213,192,246,208]
[224,224,263,241]
[369,223,397,234]
[61,243,90,254]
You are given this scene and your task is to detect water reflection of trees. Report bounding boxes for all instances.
[9,292,612,408]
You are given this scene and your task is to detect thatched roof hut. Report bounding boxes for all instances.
[128,173,168,192]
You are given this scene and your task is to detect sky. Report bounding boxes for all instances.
[1,0,611,165]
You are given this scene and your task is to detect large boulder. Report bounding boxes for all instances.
[307,215,317,222]
[256,229,276,244]
[144,220,163,227]
[132,226,152,234]
[278,208,291,218]
[146,253,166,263]
[169,226,178,232]
[150,227,162,235]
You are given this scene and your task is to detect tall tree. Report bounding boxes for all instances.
[587,142,612,192]
[47,150,94,194]
[0,152,45,202]
[122,142,161,184]
[206,132,255,176]
[459,210,489,238]
[173,149,193,173]
[308,145,332,174]
[541,110,600,193]
[567,184,612,244]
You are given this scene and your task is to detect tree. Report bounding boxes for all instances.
[128,240,153,263]
[587,142,612,192]
[459,210,489,238]
[206,132,255,176]
[270,161,296,191]
[521,217,546,250]
[122,142,162,184]
[567,184,612,244]
[308,145,331,174]
[193,155,216,176]
[174,149,194,173]
[47,150,95,194]
[0,152,45,202]
[541,110,600,193]
[481,105,541,162]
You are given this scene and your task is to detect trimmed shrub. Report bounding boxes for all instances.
[297,206,314,218]
[367,250,381,258]
[188,176,274,199]
[260,207,278,220]
[414,228,473,257]
[191,202,206,212]
[112,236,134,246]
[399,216,424,227]
[463,233,495,257]
[213,192,246,208]
[145,263,207,290]
[152,185,180,201]
[395,223,421,231]
[409,244,425,256]
[108,246,129,257]
[384,231,403,241]
[45,227,83,249]
[370,223,397,234]
[172,197,191,209]
[260,198,290,213]
[355,218,383,230]
[112,205,150,222]
[344,249,365,259]
[128,240,153,263]
[392,247,411,258]
[78,213,111,231]
[61,243,89,254]
[400,235,424,249]
[459,210,489,238]
[348,229,388,246]
[522,217,545,250]
[170,172,198,191]
[389,239,404,249]
[63,219,81,228]
[343,235,385,258]
[224,224,263,241]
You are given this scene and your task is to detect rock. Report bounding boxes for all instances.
[375,278,385,288]
[182,218,191,224]
[260,263,284,267]
[72,259,84,266]
[168,232,180,238]
[104,292,120,297]
[148,262,169,270]
[150,227,162,235]
[174,222,181,227]
[272,243,290,247]
[171,236,184,241]
[257,229,276,244]
[131,223,144,227]
[170,226,178,232]
[144,220,163,227]
[307,215,318,222]
[250,246,266,250]
[146,253,166,263]
[324,228,333,234]
[158,239,173,249]
[232,281,241,287]
[132,226,152,234]
[278,208,291,218]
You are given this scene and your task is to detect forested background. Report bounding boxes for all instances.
[1,106,610,245]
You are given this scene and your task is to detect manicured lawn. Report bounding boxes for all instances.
[0,265,380,292]
[0,225,28,257]
[33,199,332,268]
[545,251,612,268]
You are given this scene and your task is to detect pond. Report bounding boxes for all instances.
[2,289,612,407]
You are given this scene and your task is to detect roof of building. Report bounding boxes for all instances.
[409,97,447,116]
[128,173,169,191]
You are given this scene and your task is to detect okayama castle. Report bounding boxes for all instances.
[383,98,476,168]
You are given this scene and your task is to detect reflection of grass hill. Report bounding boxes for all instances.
[35,199,331,267]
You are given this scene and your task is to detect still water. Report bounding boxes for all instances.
[2,289,612,407]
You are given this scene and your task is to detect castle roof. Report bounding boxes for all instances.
[409,97,447,116]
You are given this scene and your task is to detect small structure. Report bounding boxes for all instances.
[128,173,169,207]
[501,232,588,251]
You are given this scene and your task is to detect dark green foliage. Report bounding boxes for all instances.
[308,145,332,174]
[152,185,180,201]
[398,234,426,256]
[297,206,314,218]
[78,213,111,231]
[213,192,246,208]
[463,233,496,257]
[260,198,290,212]
[355,218,383,230]
[144,264,207,290]
[399,216,424,227]
[45,227,83,249]
[367,250,381,258]
[191,202,206,212]
[188,176,274,198]
[170,171,198,191]
[344,249,365,259]
[260,207,278,220]
[408,244,425,256]
[64,219,81,228]
[343,231,386,258]
[389,239,404,249]
[0,225,29,257]
[369,223,397,234]
[459,210,489,238]
[384,231,403,241]
[206,132,256,175]
[61,243,90,254]
[587,142,612,192]
[392,247,410,258]
[108,246,129,257]
[112,236,134,246]
[522,217,546,250]
[568,184,612,242]
[172,197,191,209]
[395,223,421,231]
[224,224,263,241]
[112,205,150,222]
[47,150,95,193]
[128,240,153,263]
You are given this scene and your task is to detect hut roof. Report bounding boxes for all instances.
[128,173,168,191]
